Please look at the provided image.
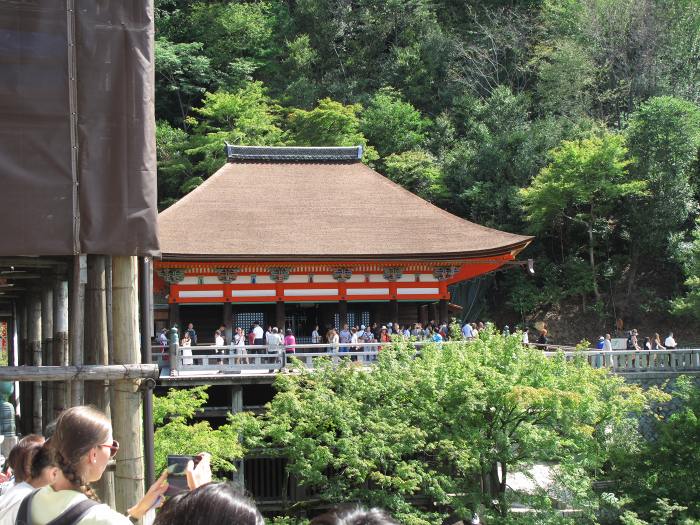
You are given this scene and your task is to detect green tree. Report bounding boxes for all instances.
[286,98,379,162]
[153,386,252,476]
[247,334,653,524]
[613,376,700,521]
[623,96,700,296]
[360,88,429,157]
[155,38,212,127]
[520,132,644,301]
[672,220,700,319]
[382,150,446,202]
[156,121,193,209]
[186,82,285,177]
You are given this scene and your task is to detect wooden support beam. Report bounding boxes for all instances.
[53,278,69,418]
[41,282,53,428]
[86,255,115,506]
[69,255,87,405]
[28,289,42,433]
[0,364,158,381]
[111,256,145,514]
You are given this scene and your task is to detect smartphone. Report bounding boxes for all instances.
[165,454,201,497]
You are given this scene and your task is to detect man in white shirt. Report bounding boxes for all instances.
[664,332,677,349]
[252,322,264,345]
[462,322,474,339]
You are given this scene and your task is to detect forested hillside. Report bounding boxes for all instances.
[154,0,700,330]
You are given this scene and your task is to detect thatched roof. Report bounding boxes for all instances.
[158,147,532,261]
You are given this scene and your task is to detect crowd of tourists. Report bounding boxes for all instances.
[0,406,403,525]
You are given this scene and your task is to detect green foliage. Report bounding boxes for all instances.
[382,150,446,202]
[624,96,700,253]
[360,88,429,157]
[156,121,193,209]
[611,376,700,521]
[186,83,285,176]
[246,335,653,524]
[672,220,700,319]
[155,38,212,126]
[153,386,252,476]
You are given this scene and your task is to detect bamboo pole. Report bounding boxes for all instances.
[85,255,115,506]
[111,256,145,514]
[18,299,29,434]
[53,277,69,418]
[28,289,42,433]
[41,282,53,428]
[0,364,158,381]
[70,254,87,405]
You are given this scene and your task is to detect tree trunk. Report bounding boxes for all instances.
[587,214,601,302]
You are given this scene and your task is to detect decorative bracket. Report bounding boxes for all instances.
[432,266,459,281]
[157,268,185,284]
[332,267,353,282]
[383,267,403,282]
[269,266,291,283]
[215,267,240,283]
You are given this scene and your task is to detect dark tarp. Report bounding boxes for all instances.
[0,1,160,256]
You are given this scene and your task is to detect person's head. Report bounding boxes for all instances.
[6,434,45,482]
[29,442,58,488]
[286,329,292,336]
[154,483,264,525]
[50,406,116,498]
[654,332,660,340]
[310,506,399,525]
[605,333,611,340]
[541,329,548,336]
[215,330,221,336]
[236,327,243,334]
[188,323,194,330]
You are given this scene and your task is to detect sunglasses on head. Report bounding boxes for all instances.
[99,439,120,458]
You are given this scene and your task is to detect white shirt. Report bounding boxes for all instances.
[604,339,613,352]
[522,331,529,345]
[215,335,224,346]
[0,481,32,517]
[311,330,321,343]
[664,335,676,348]
[253,326,264,339]
[462,324,474,338]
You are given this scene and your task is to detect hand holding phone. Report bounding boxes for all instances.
[165,455,201,497]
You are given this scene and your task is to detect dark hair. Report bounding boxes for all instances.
[7,434,44,482]
[30,442,55,480]
[50,406,111,501]
[154,483,264,525]
[310,506,399,525]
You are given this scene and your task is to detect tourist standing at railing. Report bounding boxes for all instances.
[462,321,474,340]
[604,334,613,352]
[186,322,197,345]
[252,321,264,346]
[181,332,193,365]
[158,328,168,347]
[234,326,248,364]
[652,333,665,350]
[327,328,340,348]
[664,331,677,349]
[350,326,360,351]
[284,329,296,354]
[521,328,529,346]
[339,323,351,352]
[311,325,322,344]
[248,324,256,346]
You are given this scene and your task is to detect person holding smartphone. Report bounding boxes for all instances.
[7,406,211,525]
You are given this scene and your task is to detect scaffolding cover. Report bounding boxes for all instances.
[0,1,160,256]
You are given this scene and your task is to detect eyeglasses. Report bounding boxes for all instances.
[99,439,120,458]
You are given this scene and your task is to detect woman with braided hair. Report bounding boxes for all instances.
[9,406,169,525]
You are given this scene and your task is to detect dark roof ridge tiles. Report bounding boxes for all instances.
[225,144,363,162]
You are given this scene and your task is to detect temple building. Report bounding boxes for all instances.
[155,146,532,343]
